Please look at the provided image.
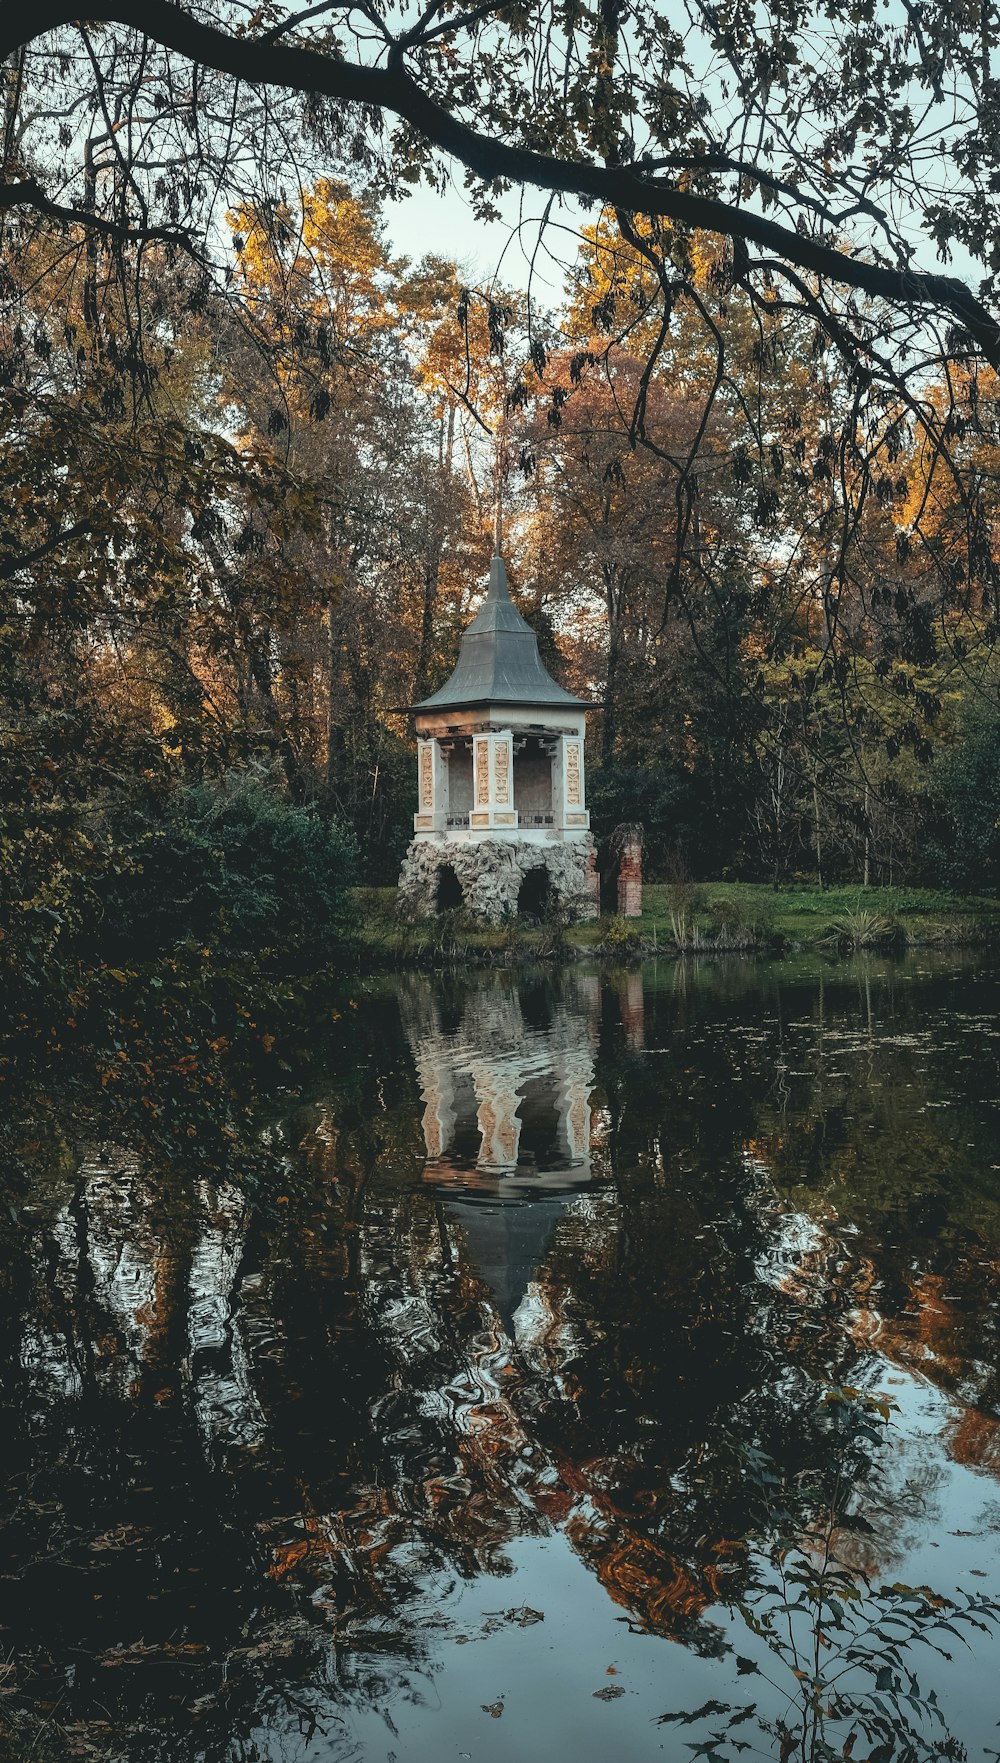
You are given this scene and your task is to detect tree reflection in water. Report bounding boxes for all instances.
[2,954,1000,1758]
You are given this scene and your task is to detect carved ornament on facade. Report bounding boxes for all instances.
[419,743,434,810]
[475,738,490,805]
[494,738,510,804]
[566,742,582,806]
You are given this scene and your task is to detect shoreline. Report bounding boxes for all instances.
[352,880,1000,969]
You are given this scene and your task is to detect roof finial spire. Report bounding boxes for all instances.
[488,552,509,600]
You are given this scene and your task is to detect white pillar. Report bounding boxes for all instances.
[421,1057,457,1160]
[414,737,448,832]
[472,1059,522,1171]
[559,734,590,830]
[469,729,518,831]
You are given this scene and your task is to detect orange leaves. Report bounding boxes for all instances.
[267,1540,310,1580]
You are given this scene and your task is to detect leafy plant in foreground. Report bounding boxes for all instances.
[821,908,902,952]
[658,1389,1000,1761]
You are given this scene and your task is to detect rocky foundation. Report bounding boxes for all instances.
[398,836,600,924]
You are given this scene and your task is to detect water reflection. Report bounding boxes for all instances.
[3,954,1000,1760]
[400,972,602,1342]
[402,971,599,1185]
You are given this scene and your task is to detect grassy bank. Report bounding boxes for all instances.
[353,881,1000,963]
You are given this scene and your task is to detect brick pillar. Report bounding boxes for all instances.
[617,833,643,918]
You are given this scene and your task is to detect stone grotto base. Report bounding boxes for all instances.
[397,836,600,924]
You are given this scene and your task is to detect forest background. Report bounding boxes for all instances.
[5,11,1000,997]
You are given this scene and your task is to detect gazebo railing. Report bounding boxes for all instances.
[441,810,556,827]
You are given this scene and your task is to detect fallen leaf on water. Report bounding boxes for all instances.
[593,1686,625,1701]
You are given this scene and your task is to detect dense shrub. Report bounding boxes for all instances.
[926,695,1000,895]
[91,774,357,962]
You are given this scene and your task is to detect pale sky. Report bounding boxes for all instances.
[384,178,588,298]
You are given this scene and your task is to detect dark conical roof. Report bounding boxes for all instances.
[441,1194,572,1335]
[411,556,589,712]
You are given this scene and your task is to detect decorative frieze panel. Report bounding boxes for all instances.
[419,742,434,810]
[475,738,490,805]
[565,740,582,807]
[494,736,511,804]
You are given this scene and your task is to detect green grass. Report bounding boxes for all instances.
[641,881,1000,948]
[350,881,1000,963]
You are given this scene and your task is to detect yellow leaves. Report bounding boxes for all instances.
[228,179,393,343]
[689,233,726,292]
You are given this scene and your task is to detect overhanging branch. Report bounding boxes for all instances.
[2,0,999,368]
[0,173,205,261]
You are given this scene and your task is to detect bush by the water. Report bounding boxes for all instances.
[92,776,356,962]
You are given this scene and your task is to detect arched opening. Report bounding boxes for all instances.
[435,864,465,912]
[517,865,552,919]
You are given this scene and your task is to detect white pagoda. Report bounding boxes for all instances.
[397,556,599,921]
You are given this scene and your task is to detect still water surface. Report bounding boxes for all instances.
[5,953,1000,1760]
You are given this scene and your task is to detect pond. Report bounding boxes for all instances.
[4,951,1000,1761]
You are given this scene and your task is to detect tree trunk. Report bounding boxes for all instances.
[602,568,623,765]
[414,530,442,700]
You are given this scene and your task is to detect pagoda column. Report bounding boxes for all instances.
[469,729,518,831]
[420,1056,458,1160]
[471,1056,522,1171]
[557,733,590,830]
[413,737,448,833]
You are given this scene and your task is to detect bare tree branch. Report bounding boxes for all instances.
[0,172,205,259]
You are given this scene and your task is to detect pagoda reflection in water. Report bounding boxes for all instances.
[398,972,601,1336]
[401,971,599,1186]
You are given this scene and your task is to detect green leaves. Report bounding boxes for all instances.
[657,1389,1000,1761]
